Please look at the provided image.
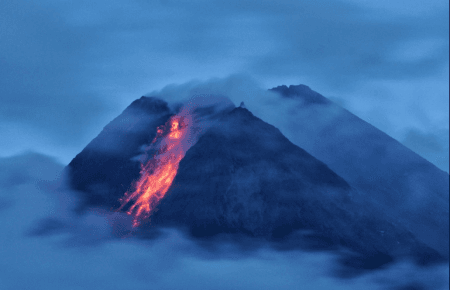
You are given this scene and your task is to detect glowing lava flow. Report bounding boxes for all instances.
[118,112,193,227]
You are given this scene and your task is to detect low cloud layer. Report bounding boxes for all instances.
[0,151,448,289]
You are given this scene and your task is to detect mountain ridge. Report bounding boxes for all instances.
[268,84,449,257]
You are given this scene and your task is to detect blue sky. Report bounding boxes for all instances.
[0,0,448,172]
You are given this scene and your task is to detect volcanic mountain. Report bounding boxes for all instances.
[66,86,448,272]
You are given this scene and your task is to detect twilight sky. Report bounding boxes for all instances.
[0,0,448,172]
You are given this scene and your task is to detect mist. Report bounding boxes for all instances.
[1,138,448,289]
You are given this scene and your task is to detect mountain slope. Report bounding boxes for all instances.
[151,107,353,235]
[148,107,441,266]
[270,84,449,257]
[68,97,172,210]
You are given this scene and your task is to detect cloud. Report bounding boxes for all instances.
[0,1,118,163]
[0,150,448,290]
[242,1,448,85]
[0,0,447,170]
[328,75,449,172]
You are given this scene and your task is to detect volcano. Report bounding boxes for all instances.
[66,85,448,272]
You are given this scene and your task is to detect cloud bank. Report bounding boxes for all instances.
[0,145,448,289]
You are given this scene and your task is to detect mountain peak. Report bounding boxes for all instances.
[270,84,330,105]
[228,106,254,118]
[127,96,169,114]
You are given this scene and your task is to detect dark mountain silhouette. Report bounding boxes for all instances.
[66,87,447,275]
[270,84,449,258]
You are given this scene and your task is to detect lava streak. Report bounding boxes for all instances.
[118,112,193,227]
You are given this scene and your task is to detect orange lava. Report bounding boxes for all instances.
[118,113,192,227]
